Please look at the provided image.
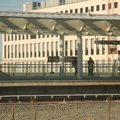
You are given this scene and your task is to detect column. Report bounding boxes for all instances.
[59,35,64,76]
[77,32,83,79]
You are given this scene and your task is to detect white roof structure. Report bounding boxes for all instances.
[0,11,120,36]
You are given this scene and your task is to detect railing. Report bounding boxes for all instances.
[0,62,120,77]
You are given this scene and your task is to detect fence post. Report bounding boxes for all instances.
[12,107,14,120]
[42,64,45,76]
[26,63,28,77]
[34,108,37,120]
[31,97,37,120]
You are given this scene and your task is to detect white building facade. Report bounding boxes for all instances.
[1,0,120,76]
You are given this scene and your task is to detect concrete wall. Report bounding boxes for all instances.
[0,101,120,120]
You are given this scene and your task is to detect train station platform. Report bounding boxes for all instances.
[0,76,120,95]
[0,76,120,87]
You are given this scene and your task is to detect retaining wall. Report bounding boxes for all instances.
[0,101,120,120]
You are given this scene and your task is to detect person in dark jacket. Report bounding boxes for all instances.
[88,57,94,76]
[72,58,77,76]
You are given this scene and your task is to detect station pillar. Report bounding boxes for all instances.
[77,32,83,79]
[59,35,64,76]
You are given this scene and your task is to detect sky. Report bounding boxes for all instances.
[0,0,45,61]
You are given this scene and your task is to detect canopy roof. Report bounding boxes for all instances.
[0,11,120,36]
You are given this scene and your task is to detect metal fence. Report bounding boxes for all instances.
[0,62,120,77]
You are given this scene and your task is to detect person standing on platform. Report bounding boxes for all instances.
[88,57,94,76]
[72,57,77,76]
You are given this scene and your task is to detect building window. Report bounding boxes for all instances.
[15,45,17,58]
[8,35,10,41]
[4,34,6,41]
[51,51,54,56]
[22,44,24,58]
[4,46,6,58]
[47,50,49,57]
[96,45,100,55]
[30,35,36,39]
[108,3,111,9]
[34,43,36,57]
[11,35,13,41]
[70,40,73,56]
[42,35,45,38]
[114,2,118,8]
[18,35,21,40]
[65,10,68,13]
[8,46,10,58]
[51,42,54,56]
[56,50,58,56]
[85,7,89,13]
[26,35,28,39]
[65,41,68,56]
[75,9,78,13]
[91,39,94,55]
[59,0,65,5]
[102,45,105,55]
[91,6,94,12]
[56,41,58,56]
[102,38,105,55]
[15,35,17,41]
[80,8,83,13]
[96,5,100,11]
[75,40,77,55]
[38,35,41,38]
[19,45,21,58]
[47,42,49,57]
[70,9,73,13]
[102,4,106,10]
[85,39,88,55]
[38,43,41,57]
[38,51,41,57]
[11,45,13,58]
[42,43,45,57]
[30,44,32,57]
[22,35,25,40]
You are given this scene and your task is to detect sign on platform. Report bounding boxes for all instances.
[48,56,77,62]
